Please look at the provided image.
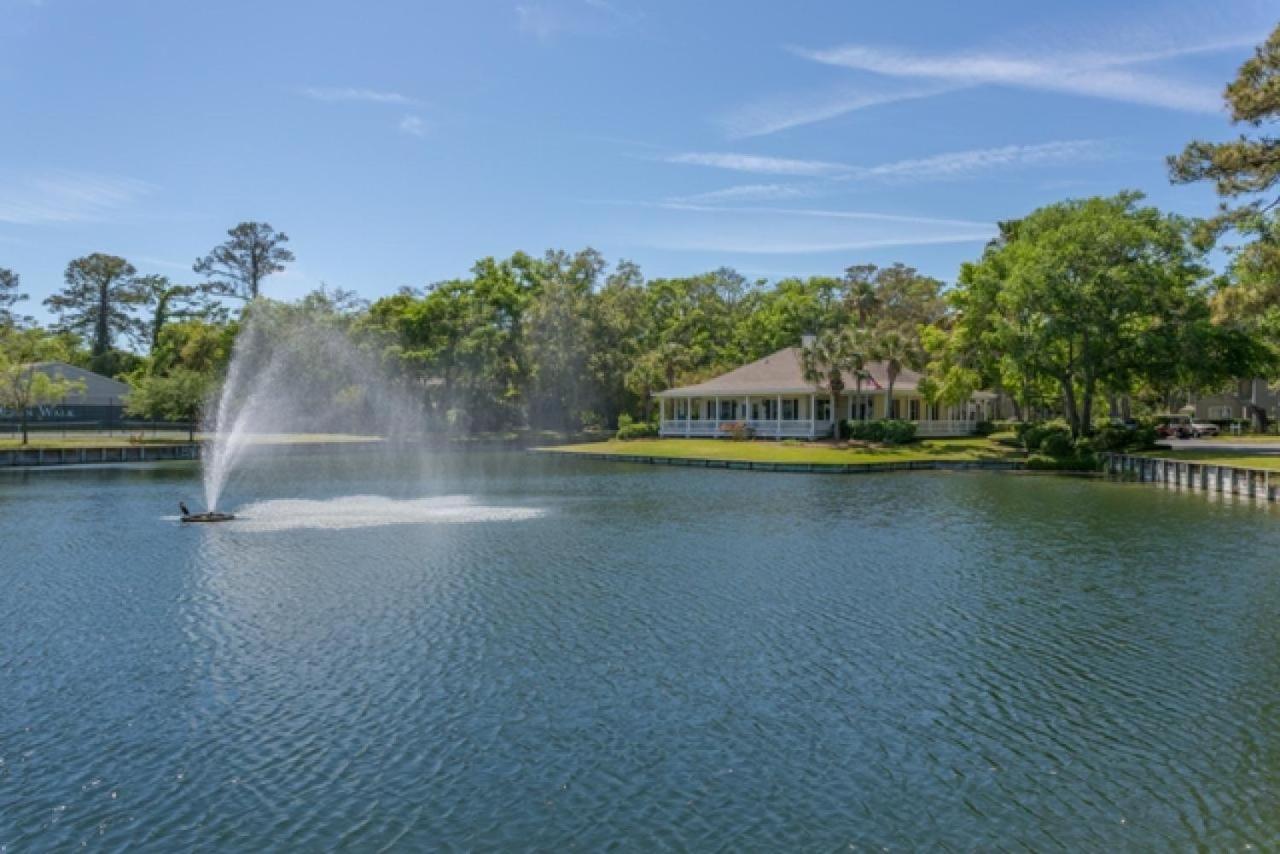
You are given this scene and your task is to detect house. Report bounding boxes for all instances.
[1191,378,1278,424]
[0,362,130,424]
[655,338,999,439]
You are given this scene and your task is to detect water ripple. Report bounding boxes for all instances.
[1,454,1278,849]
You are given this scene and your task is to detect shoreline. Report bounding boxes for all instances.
[0,439,383,469]
[530,447,1026,474]
[0,444,200,467]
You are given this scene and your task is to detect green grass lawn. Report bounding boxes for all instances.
[1192,434,1280,442]
[1137,449,1280,471]
[545,437,1020,465]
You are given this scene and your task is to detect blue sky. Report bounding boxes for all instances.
[1,0,1276,320]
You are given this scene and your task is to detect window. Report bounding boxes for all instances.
[889,399,900,419]
[1209,405,1232,419]
[908,399,921,421]
[816,398,831,421]
[782,399,798,420]
[719,400,736,420]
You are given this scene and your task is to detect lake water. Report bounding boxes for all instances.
[2,451,1278,850]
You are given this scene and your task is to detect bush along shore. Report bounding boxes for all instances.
[595,417,1179,474]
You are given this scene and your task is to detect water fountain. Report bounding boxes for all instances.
[201,320,287,514]
[194,299,423,518]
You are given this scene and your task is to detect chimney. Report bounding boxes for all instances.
[800,333,816,349]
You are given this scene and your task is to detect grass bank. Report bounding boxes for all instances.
[544,437,1019,465]
[1136,449,1280,471]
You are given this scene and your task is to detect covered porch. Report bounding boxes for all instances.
[659,393,834,439]
[657,391,991,440]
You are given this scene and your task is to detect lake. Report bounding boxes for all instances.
[2,451,1277,849]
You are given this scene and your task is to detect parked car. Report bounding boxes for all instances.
[1155,414,1219,439]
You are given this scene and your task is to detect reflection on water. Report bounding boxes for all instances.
[1,452,1278,850]
[226,494,544,532]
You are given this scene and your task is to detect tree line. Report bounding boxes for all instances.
[4,23,1280,440]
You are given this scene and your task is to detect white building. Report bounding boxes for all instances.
[655,342,997,439]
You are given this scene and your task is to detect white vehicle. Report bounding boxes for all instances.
[1155,414,1220,439]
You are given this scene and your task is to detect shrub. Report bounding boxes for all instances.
[616,421,659,440]
[844,419,917,445]
[881,419,917,444]
[845,420,884,442]
[1026,453,1103,472]
[974,420,996,436]
[1131,425,1159,450]
[1092,424,1159,452]
[1092,424,1131,452]
[1022,421,1070,452]
[719,421,753,441]
[1040,431,1075,458]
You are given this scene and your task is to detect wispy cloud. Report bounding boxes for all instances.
[666,139,1107,187]
[720,85,956,139]
[860,139,1109,181]
[516,0,640,41]
[0,171,155,225]
[607,200,994,255]
[301,86,417,106]
[666,152,849,177]
[399,115,429,138]
[655,202,991,230]
[648,230,993,255]
[723,18,1264,138]
[668,183,816,204]
[794,38,1253,115]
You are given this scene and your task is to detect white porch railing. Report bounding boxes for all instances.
[659,418,977,439]
[660,419,834,438]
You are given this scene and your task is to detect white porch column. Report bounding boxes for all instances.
[776,394,782,438]
[714,396,720,436]
[685,398,692,437]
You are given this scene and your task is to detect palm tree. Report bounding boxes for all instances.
[655,340,691,389]
[625,351,663,422]
[628,342,691,423]
[844,265,881,325]
[801,329,856,441]
[846,327,871,420]
[871,327,925,420]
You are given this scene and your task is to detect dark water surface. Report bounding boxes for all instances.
[2,451,1278,850]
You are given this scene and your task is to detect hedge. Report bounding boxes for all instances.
[843,419,918,445]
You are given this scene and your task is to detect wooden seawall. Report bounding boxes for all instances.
[1103,452,1279,502]
[532,449,1025,475]
[0,444,200,468]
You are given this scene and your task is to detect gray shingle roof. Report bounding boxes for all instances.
[656,347,925,397]
[28,362,130,406]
